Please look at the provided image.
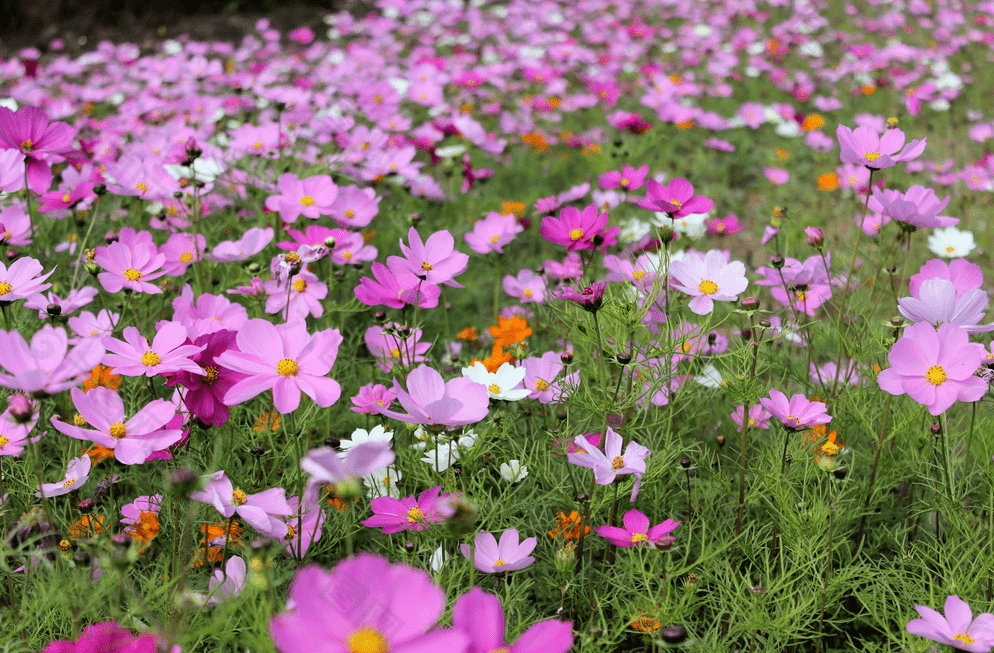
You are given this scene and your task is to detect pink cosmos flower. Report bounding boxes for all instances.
[0,106,77,194]
[270,554,468,653]
[669,250,748,315]
[731,404,772,430]
[521,351,578,403]
[905,595,994,652]
[40,621,158,653]
[171,287,248,338]
[165,330,246,427]
[0,149,25,192]
[160,232,206,276]
[361,486,449,534]
[595,509,680,548]
[877,322,987,416]
[35,455,90,498]
[0,325,104,396]
[391,227,469,287]
[452,587,573,653]
[51,387,184,465]
[95,241,166,294]
[759,389,832,431]
[201,556,247,607]
[350,383,398,414]
[764,167,790,185]
[837,124,926,169]
[300,441,395,489]
[634,177,714,218]
[25,287,97,320]
[282,489,325,559]
[461,529,537,573]
[265,173,338,223]
[354,260,443,310]
[370,364,489,427]
[210,227,274,263]
[705,214,743,235]
[910,259,984,299]
[120,495,161,536]
[262,272,328,320]
[0,256,54,301]
[102,323,205,378]
[871,185,957,229]
[329,185,379,228]
[464,212,523,255]
[599,165,649,191]
[557,283,606,313]
[0,400,38,457]
[189,470,294,538]
[567,427,650,500]
[898,278,994,333]
[217,319,344,414]
[502,269,546,304]
[364,324,432,373]
[539,204,617,251]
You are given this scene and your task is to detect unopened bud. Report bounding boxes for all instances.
[770,255,785,269]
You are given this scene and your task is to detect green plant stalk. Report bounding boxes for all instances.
[854,395,892,554]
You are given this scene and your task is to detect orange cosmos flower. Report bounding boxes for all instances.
[253,411,282,432]
[500,201,526,218]
[82,365,122,392]
[548,510,591,540]
[818,173,840,191]
[801,113,825,131]
[457,327,479,342]
[67,514,106,540]
[489,316,532,347]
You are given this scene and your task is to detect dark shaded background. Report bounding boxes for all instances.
[0,0,366,56]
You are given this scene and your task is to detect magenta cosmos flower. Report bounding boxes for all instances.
[362,486,449,534]
[189,470,294,539]
[0,325,104,396]
[217,319,344,414]
[51,387,183,465]
[370,364,489,427]
[102,323,205,378]
[461,529,537,573]
[669,250,748,315]
[596,509,680,548]
[391,227,470,287]
[539,203,617,251]
[878,322,987,416]
[759,389,832,431]
[634,177,714,218]
[0,106,77,194]
[453,587,573,653]
[270,554,468,653]
[837,124,926,169]
[40,621,158,653]
[906,595,994,652]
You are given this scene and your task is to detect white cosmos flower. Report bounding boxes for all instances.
[340,424,394,457]
[462,362,530,401]
[365,465,402,499]
[928,227,975,258]
[694,364,725,389]
[421,441,461,472]
[499,460,528,483]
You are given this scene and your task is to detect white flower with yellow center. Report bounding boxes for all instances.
[927,227,975,259]
[499,460,528,483]
[461,362,530,401]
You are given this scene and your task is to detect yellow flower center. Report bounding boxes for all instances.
[631,533,648,543]
[231,489,248,505]
[620,177,630,187]
[406,507,425,523]
[632,270,647,281]
[204,366,219,384]
[123,268,142,281]
[277,359,299,376]
[795,290,807,302]
[523,289,533,298]
[568,228,585,241]
[0,436,8,447]
[286,523,297,540]
[347,629,389,653]
[20,139,32,152]
[62,193,72,203]
[343,252,353,260]
[953,633,976,646]
[490,235,501,244]
[389,348,401,358]
[698,280,719,295]
[820,442,840,456]
[925,365,947,386]
[109,422,127,439]
[141,352,161,367]
[62,478,76,487]
[492,559,507,567]
[285,251,302,263]
[0,281,12,295]
[864,152,882,162]
[180,252,194,263]
[345,209,356,218]
[252,141,263,150]
[135,182,148,192]
[300,196,315,206]
[488,384,502,394]
[293,278,307,292]
[421,261,433,271]
[946,246,955,253]
[534,379,549,391]
[669,198,683,209]
[611,455,625,471]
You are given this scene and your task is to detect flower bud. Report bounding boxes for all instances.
[770,255,785,269]
[804,226,824,248]
[661,626,688,644]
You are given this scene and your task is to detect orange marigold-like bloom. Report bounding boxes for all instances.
[67,514,106,540]
[82,365,122,392]
[130,512,161,544]
[192,521,244,567]
[472,344,515,373]
[548,510,591,540]
[489,316,532,348]
[457,327,479,342]
[322,485,358,513]
[818,173,840,191]
[253,411,281,432]
[500,201,525,218]
[801,113,825,131]
[86,445,115,465]
[773,147,789,161]
[521,132,548,153]
[630,608,662,632]
[861,84,876,95]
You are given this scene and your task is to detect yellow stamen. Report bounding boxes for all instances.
[864,152,882,162]
[925,365,947,386]
[406,507,425,523]
[698,280,719,295]
[611,455,625,471]
[347,629,389,653]
[231,489,247,505]
[568,228,585,241]
[109,423,126,439]
[123,268,142,281]
[141,352,161,367]
[0,281,12,295]
[300,196,315,206]
[277,359,299,376]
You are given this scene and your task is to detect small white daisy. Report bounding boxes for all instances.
[461,362,530,401]
[928,227,976,258]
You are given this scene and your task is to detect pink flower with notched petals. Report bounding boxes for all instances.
[452,587,573,653]
[210,226,274,263]
[669,250,748,315]
[95,241,166,294]
[50,387,184,465]
[837,124,926,169]
[540,204,618,252]
[871,185,957,229]
[171,286,247,338]
[731,404,772,430]
[0,325,104,396]
[369,364,489,427]
[350,383,397,414]
[461,529,536,573]
[165,329,246,427]
[40,622,158,653]
[355,259,442,309]
[596,509,680,548]
[217,319,344,414]
[0,256,54,301]
[189,470,294,538]
[568,427,650,500]
[36,455,91,498]
[898,278,994,333]
[265,173,338,223]
[599,165,649,191]
[634,177,714,218]
[878,322,987,416]
[464,212,523,255]
[759,389,832,431]
[0,149,25,193]
[0,105,77,194]
[102,323,205,378]
[905,595,994,652]
[362,486,449,533]
[391,227,469,287]
[503,268,546,304]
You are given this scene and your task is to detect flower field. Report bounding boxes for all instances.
[2,0,994,651]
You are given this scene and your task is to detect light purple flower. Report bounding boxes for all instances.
[567,427,650,500]
[461,529,536,573]
[188,471,294,538]
[669,250,748,315]
[906,595,994,652]
[759,389,832,431]
[36,455,91,498]
[595,509,680,548]
[898,278,994,333]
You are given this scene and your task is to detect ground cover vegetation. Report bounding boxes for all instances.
[1,0,994,651]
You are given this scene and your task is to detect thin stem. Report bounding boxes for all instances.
[854,395,892,554]
[938,413,955,504]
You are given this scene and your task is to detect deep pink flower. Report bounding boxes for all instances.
[354,260,442,309]
[837,124,926,169]
[634,178,714,218]
[759,389,832,431]
[391,227,469,287]
[40,621,158,653]
[595,509,680,548]
[350,383,397,414]
[370,364,489,427]
[0,106,77,194]
[102,323,205,378]
[165,330,246,427]
[878,322,987,416]
[189,470,294,538]
[599,165,649,191]
[217,319,344,414]
[705,214,743,235]
[539,204,617,251]
[265,173,338,223]
[452,587,573,653]
[557,283,606,312]
[461,529,537,573]
[270,553,467,653]
[361,486,449,533]
[906,595,994,652]
[669,250,748,315]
